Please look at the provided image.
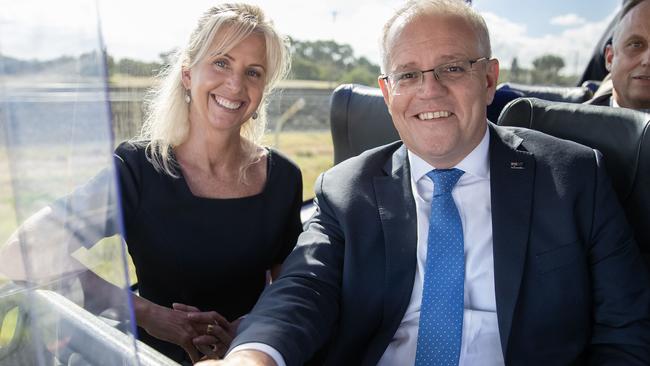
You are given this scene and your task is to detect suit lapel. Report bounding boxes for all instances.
[488,124,535,357]
[365,145,418,364]
[364,127,535,362]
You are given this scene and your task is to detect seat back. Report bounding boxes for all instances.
[498,97,650,259]
[329,84,397,165]
[328,83,595,163]
[498,82,594,103]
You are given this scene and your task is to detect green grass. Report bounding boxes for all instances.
[263,130,333,201]
[0,149,17,245]
[0,307,18,346]
[0,143,111,244]
[72,235,137,287]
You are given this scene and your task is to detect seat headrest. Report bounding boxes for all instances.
[498,97,650,253]
[330,84,398,164]
[498,82,594,103]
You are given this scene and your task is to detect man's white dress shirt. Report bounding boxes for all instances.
[378,128,504,365]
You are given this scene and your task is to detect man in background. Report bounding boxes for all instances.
[587,0,650,111]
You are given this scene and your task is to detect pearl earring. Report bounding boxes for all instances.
[184,90,191,104]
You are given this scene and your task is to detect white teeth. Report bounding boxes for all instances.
[214,96,242,110]
[418,111,451,120]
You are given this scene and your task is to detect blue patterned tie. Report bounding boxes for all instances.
[415,168,465,366]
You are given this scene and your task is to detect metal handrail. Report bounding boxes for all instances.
[0,283,177,365]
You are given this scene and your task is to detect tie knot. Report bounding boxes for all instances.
[427,168,464,195]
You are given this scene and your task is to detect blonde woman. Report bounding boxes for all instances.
[1,3,301,364]
[116,3,302,363]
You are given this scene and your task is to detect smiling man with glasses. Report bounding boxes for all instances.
[201,1,650,365]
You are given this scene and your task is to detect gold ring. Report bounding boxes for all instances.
[207,324,214,335]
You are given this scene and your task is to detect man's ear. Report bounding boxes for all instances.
[485,58,500,105]
[181,67,192,89]
[378,77,393,113]
[605,44,614,72]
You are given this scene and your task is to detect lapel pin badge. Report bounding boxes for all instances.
[510,161,525,170]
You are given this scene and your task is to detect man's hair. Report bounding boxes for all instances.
[380,0,491,73]
[612,0,648,44]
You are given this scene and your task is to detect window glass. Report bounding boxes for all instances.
[0,1,155,364]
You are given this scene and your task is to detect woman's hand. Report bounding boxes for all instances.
[173,303,239,359]
[134,297,203,362]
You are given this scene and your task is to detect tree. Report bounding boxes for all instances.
[159,49,178,69]
[287,37,381,86]
[510,57,522,83]
[531,54,565,85]
[114,58,161,77]
[340,65,379,87]
[290,56,322,80]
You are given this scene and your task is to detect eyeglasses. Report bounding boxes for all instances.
[380,57,489,96]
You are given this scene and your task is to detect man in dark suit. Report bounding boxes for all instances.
[585,0,650,111]
[201,1,650,365]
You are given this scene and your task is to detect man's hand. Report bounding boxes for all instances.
[195,350,277,366]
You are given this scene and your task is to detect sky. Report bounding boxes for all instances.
[0,0,622,75]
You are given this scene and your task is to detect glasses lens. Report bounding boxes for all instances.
[391,71,421,96]
[436,60,472,83]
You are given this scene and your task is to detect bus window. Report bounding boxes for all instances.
[0,1,170,364]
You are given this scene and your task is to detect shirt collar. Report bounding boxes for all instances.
[407,125,490,183]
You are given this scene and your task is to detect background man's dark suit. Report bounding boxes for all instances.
[585,92,613,106]
[232,124,650,365]
[584,78,614,107]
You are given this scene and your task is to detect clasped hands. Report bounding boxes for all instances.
[139,301,241,363]
[174,303,244,362]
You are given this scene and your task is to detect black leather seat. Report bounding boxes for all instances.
[498,97,650,262]
[497,82,594,104]
[300,84,397,221]
[330,83,594,160]
[330,84,397,164]
[487,82,594,122]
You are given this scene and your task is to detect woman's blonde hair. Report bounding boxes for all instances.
[136,3,291,179]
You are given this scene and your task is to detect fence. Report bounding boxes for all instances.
[110,82,336,143]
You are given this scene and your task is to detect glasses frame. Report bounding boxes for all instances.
[380,57,490,95]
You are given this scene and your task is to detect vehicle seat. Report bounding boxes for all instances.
[487,82,595,123]
[498,97,650,263]
[329,82,593,163]
[330,84,398,164]
[497,82,594,103]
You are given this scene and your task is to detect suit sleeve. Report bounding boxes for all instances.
[587,150,650,364]
[230,172,344,366]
